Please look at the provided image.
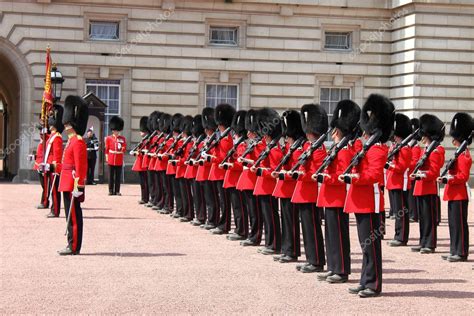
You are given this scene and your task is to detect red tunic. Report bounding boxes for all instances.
[196,136,213,182]
[208,134,234,181]
[45,132,64,174]
[59,135,87,192]
[105,135,127,166]
[154,138,174,171]
[132,135,149,172]
[176,140,194,178]
[413,146,445,196]
[184,142,204,179]
[236,139,266,191]
[146,135,162,170]
[272,143,303,199]
[223,142,247,189]
[386,145,412,191]
[409,145,422,173]
[317,145,354,208]
[34,134,50,171]
[291,142,326,204]
[166,137,183,175]
[253,145,284,196]
[344,144,388,214]
[443,150,472,201]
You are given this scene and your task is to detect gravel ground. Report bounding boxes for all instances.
[1,183,473,314]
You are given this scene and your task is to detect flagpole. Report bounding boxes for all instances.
[41,46,54,205]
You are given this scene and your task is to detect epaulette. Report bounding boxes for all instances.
[77,135,83,140]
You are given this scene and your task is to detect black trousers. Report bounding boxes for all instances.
[389,189,410,243]
[243,190,262,244]
[258,195,281,251]
[38,172,50,207]
[108,165,122,194]
[355,213,382,293]
[171,175,183,216]
[87,156,96,184]
[49,173,61,216]
[325,207,350,275]
[193,180,206,222]
[299,203,325,266]
[229,187,248,237]
[417,194,438,249]
[148,171,156,204]
[203,180,220,226]
[138,171,149,203]
[155,171,166,208]
[281,198,300,258]
[63,192,83,253]
[448,200,469,258]
[182,179,195,220]
[408,180,418,220]
[217,185,232,232]
[163,174,174,212]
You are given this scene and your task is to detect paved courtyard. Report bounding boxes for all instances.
[1,183,473,314]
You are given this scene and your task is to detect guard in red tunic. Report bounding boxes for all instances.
[154,114,174,214]
[386,114,413,246]
[439,112,472,262]
[408,118,422,222]
[105,116,126,196]
[44,104,64,218]
[272,110,305,263]
[57,95,88,256]
[411,114,445,254]
[187,115,207,226]
[343,94,394,298]
[237,110,266,247]
[131,116,151,204]
[165,114,184,218]
[251,108,283,255]
[208,104,235,235]
[291,103,327,273]
[196,108,219,229]
[35,125,50,209]
[147,112,165,210]
[220,110,249,240]
[171,115,194,222]
[316,100,360,283]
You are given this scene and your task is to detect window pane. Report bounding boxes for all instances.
[109,86,119,100]
[206,84,238,108]
[341,88,351,100]
[330,88,340,101]
[320,101,330,114]
[89,21,119,40]
[98,86,108,99]
[320,88,330,101]
[86,85,96,94]
[325,31,351,50]
[209,27,238,46]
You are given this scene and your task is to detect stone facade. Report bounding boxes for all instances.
[0,0,472,180]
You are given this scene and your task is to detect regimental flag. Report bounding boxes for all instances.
[41,46,54,125]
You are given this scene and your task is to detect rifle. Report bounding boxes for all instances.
[129,130,157,155]
[174,135,194,157]
[196,127,232,164]
[384,128,420,169]
[313,133,353,183]
[237,136,262,166]
[410,138,441,178]
[288,128,333,180]
[252,137,280,169]
[220,135,248,169]
[275,137,305,180]
[152,133,172,156]
[339,128,383,183]
[188,131,217,165]
[439,132,473,183]
[184,134,206,165]
[162,133,183,156]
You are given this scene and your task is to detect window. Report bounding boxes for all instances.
[324,31,352,50]
[205,84,238,108]
[85,79,121,135]
[209,26,238,46]
[320,87,351,140]
[89,21,120,41]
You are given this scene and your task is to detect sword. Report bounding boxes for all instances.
[48,172,58,207]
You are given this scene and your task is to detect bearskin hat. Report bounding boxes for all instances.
[449,112,473,145]
[410,118,422,141]
[192,114,205,137]
[109,115,124,132]
[282,110,305,140]
[159,113,172,133]
[419,114,445,142]
[245,109,260,134]
[63,95,89,136]
[202,107,217,130]
[148,111,161,131]
[393,113,412,139]
[139,116,150,133]
[215,103,236,128]
[48,104,64,133]
[360,94,395,143]
[300,103,328,136]
[180,115,193,136]
[171,113,183,133]
[258,108,282,140]
[232,110,247,136]
[330,100,360,137]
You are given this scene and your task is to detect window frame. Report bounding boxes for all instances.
[324,31,352,51]
[208,26,239,47]
[321,24,360,53]
[88,20,120,41]
[205,83,240,110]
[84,12,128,43]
